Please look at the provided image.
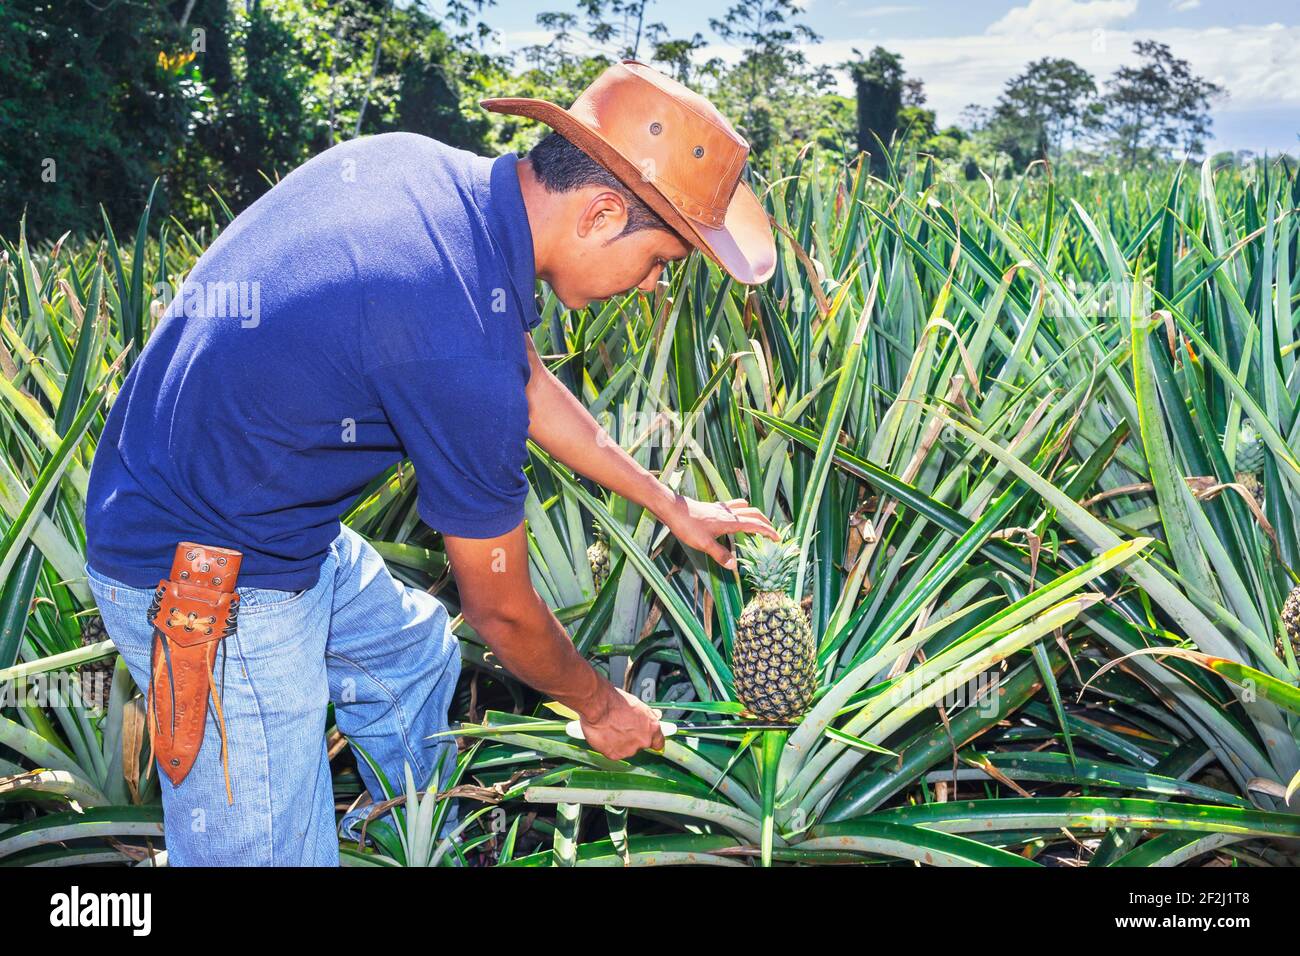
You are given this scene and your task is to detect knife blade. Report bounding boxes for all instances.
[564,719,797,739]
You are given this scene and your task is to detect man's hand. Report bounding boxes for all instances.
[445,523,667,763]
[523,337,781,569]
[658,495,780,569]
[577,686,666,760]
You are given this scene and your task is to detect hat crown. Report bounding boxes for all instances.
[567,60,750,229]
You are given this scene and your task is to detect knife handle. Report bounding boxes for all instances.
[565,719,678,740]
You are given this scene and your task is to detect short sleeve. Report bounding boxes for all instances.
[370,357,531,538]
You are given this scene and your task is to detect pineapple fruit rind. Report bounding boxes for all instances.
[1281,585,1300,658]
[587,529,610,590]
[1235,470,1264,506]
[78,613,115,712]
[1235,423,1266,476]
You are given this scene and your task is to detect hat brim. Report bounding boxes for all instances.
[481,96,776,285]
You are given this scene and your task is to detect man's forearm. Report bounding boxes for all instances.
[470,591,614,719]
[443,489,668,762]
[525,341,678,520]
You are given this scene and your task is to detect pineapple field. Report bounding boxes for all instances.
[3,148,1300,868]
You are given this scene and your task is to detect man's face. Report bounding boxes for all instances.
[544,187,693,309]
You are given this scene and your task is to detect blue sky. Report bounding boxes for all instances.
[470,0,1299,154]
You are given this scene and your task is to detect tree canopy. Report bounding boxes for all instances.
[0,0,1232,238]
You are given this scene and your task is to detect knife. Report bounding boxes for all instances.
[564,719,797,739]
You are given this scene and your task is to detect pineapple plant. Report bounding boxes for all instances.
[1236,422,1267,475]
[1237,471,1264,506]
[1234,423,1266,504]
[1281,586,1300,658]
[587,529,610,590]
[731,527,817,721]
[77,612,115,712]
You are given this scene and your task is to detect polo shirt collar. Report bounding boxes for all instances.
[476,152,542,332]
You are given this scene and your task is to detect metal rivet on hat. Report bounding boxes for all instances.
[693,146,705,158]
[649,122,663,135]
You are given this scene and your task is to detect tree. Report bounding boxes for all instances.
[902,77,927,109]
[708,0,826,154]
[649,31,710,84]
[529,0,708,80]
[190,0,490,213]
[1101,40,1223,164]
[987,57,1098,165]
[0,0,197,234]
[847,46,904,174]
[522,11,582,72]
[577,0,662,60]
[709,0,820,91]
[523,0,707,117]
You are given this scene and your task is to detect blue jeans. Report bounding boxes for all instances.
[84,524,462,865]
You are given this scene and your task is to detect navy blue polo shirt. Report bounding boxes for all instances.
[85,133,539,590]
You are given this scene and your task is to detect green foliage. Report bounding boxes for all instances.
[2,2,1298,868]
[1102,39,1224,164]
[475,57,616,154]
[847,46,904,173]
[0,0,196,234]
[984,57,1100,167]
[706,0,831,157]
[171,0,494,223]
[4,0,497,239]
[3,144,1300,867]
[4,2,1249,243]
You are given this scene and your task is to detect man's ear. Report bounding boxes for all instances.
[577,190,628,240]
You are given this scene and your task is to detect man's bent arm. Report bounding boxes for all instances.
[523,335,779,564]
[523,336,677,517]
[444,522,663,760]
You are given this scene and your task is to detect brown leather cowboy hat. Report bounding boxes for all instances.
[481,60,777,285]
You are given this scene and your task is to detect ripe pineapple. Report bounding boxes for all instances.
[78,613,115,712]
[1281,586,1300,658]
[732,529,817,721]
[587,530,610,590]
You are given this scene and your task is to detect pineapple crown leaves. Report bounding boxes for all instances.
[736,523,801,593]
[1222,420,1258,445]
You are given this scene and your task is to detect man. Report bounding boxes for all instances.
[83,60,778,865]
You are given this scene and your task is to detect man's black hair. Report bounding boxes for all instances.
[528,131,674,238]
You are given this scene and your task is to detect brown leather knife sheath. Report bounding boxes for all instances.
[145,542,242,802]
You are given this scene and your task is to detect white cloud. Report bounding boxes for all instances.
[491,29,558,49]
[1170,0,1201,10]
[488,7,1296,154]
[808,23,1298,108]
[801,21,1300,152]
[847,4,920,16]
[987,0,1139,39]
